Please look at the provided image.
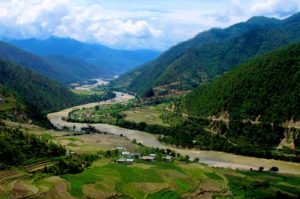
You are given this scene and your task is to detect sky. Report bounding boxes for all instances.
[0,0,299,50]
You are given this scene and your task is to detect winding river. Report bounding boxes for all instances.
[48,92,300,174]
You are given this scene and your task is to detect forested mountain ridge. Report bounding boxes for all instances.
[0,40,108,84]
[0,59,83,115]
[44,55,111,82]
[184,42,300,124]
[115,12,300,95]
[8,37,161,75]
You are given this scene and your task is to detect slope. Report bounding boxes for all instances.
[115,13,300,95]
[184,42,300,124]
[0,41,107,84]
[44,55,111,81]
[0,59,83,115]
[8,37,161,75]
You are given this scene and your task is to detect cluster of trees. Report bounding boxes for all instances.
[114,12,300,96]
[45,154,100,175]
[185,43,300,123]
[114,117,299,162]
[0,125,66,166]
[0,59,116,125]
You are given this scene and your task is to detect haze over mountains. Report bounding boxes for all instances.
[115,13,300,95]
[8,37,160,76]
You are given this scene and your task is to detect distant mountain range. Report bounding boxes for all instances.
[7,37,160,76]
[115,12,300,95]
[184,42,300,123]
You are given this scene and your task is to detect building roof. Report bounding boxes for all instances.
[141,156,155,160]
[122,151,130,155]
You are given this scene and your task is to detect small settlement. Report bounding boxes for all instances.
[115,146,173,164]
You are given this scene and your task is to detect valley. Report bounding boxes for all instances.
[47,89,300,174]
[1,5,300,198]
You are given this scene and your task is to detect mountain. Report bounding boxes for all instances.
[0,59,83,117]
[0,40,109,84]
[184,42,300,124]
[8,37,161,75]
[44,55,110,81]
[115,13,300,95]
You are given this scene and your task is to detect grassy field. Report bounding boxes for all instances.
[1,158,299,199]
[122,104,169,126]
[59,159,300,199]
[1,121,300,199]
[70,89,105,96]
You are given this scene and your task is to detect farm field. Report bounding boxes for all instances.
[1,157,299,199]
[122,103,170,126]
[70,89,104,96]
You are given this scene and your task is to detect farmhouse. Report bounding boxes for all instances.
[117,158,134,164]
[163,155,173,162]
[121,151,130,156]
[131,153,141,158]
[115,146,126,151]
[141,156,155,162]
[117,158,126,163]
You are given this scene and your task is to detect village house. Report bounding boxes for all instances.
[115,146,126,151]
[121,151,130,157]
[163,155,173,162]
[149,153,157,158]
[66,151,77,156]
[141,156,155,162]
[131,153,141,158]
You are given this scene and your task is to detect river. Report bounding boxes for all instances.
[47,92,300,174]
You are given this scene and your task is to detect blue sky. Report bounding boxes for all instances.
[0,0,299,50]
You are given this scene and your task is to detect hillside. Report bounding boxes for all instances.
[184,42,300,124]
[0,40,110,84]
[44,55,111,81]
[115,12,300,95]
[0,59,83,115]
[8,37,161,75]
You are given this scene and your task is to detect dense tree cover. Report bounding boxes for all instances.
[185,42,300,123]
[0,59,116,119]
[115,12,300,95]
[45,154,100,175]
[44,55,111,83]
[116,118,298,162]
[0,125,65,165]
[0,40,78,84]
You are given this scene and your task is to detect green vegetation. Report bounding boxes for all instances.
[185,42,300,123]
[115,12,300,96]
[0,59,116,124]
[68,99,182,126]
[0,124,65,166]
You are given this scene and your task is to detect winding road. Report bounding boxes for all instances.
[48,92,300,174]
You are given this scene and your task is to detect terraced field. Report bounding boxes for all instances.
[59,159,300,199]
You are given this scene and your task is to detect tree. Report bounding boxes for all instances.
[259,166,264,172]
[270,166,279,174]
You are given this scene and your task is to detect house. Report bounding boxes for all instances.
[131,153,141,158]
[0,97,4,103]
[163,155,173,162]
[125,158,134,164]
[117,158,126,163]
[121,151,130,156]
[115,146,126,151]
[141,156,155,162]
[66,151,77,156]
[149,153,157,158]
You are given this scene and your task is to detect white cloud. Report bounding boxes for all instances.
[250,0,299,17]
[0,0,299,50]
[0,0,162,49]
